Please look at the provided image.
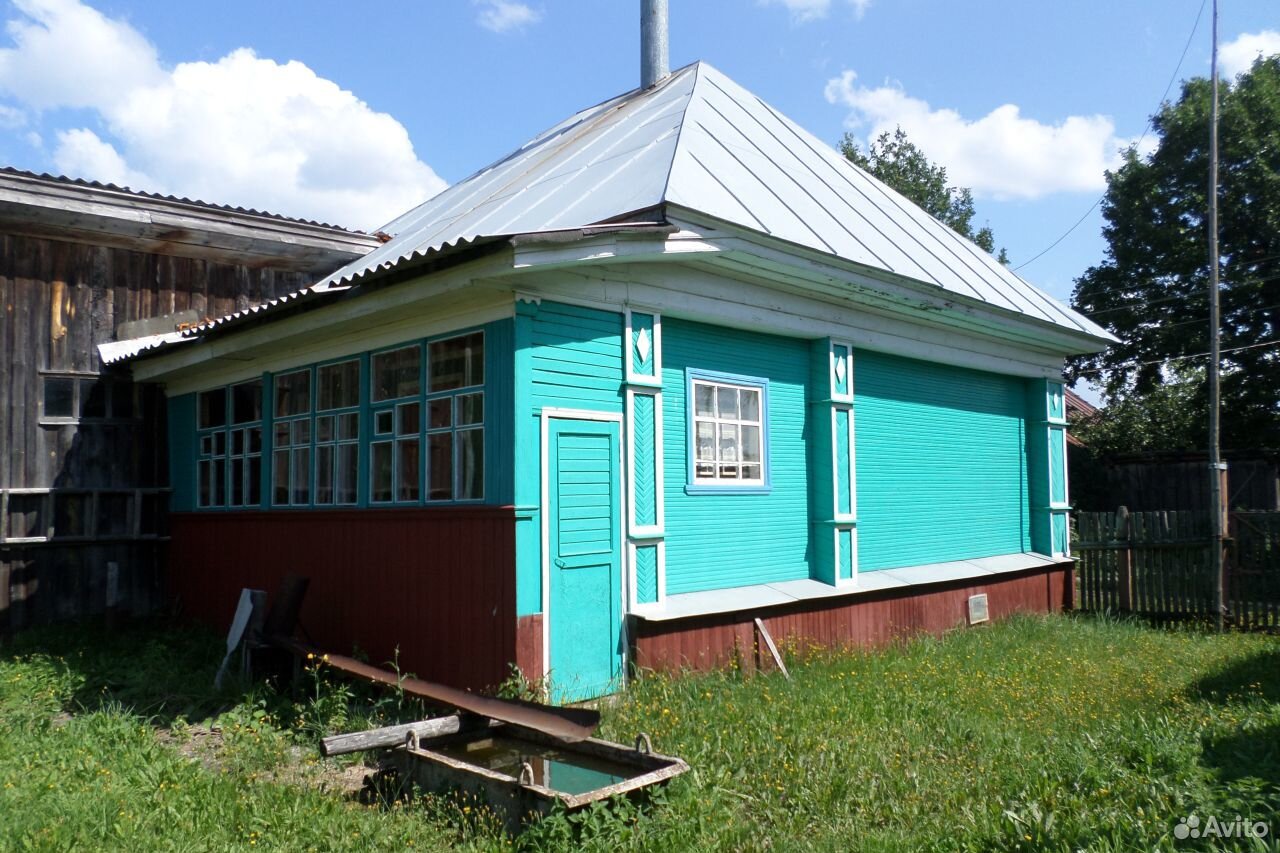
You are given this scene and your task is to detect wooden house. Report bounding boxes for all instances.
[118,61,1114,702]
[0,167,377,631]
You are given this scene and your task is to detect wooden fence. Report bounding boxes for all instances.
[1074,508,1280,629]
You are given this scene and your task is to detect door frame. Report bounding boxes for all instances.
[540,407,627,687]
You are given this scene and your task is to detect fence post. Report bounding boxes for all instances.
[1115,506,1133,611]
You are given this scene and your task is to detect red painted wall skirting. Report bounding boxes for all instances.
[168,507,517,692]
[631,565,1073,673]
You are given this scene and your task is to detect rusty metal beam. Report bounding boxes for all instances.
[274,638,599,742]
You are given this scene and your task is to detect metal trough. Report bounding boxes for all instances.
[393,723,688,831]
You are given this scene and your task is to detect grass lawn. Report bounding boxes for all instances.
[0,614,1277,852]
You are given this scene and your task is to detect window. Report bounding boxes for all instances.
[41,374,139,423]
[427,333,484,501]
[197,379,263,508]
[315,359,360,505]
[370,346,422,504]
[273,369,312,506]
[689,373,767,488]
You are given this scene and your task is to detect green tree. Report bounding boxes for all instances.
[841,127,1009,263]
[1069,55,1280,451]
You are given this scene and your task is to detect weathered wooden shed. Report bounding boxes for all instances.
[119,61,1114,702]
[0,168,377,631]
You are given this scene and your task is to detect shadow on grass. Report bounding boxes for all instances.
[1200,721,1280,789]
[1187,647,1280,705]
[0,616,233,725]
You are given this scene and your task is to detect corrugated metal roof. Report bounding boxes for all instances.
[306,61,1108,340]
[0,165,365,233]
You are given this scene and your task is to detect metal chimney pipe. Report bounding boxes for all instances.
[640,0,669,88]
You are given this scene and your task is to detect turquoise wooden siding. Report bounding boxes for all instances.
[835,408,852,517]
[854,350,1030,571]
[662,318,811,594]
[632,393,658,527]
[530,302,624,413]
[1051,512,1068,555]
[635,544,659,603]
[517,301,626,616]
[168,393,197,512]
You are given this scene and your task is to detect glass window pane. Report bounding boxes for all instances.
[316,414,334,443]
[457,393,483,426]
[317,359,360,410]
[741,389,760,422]
[291,419,310,445]
[213,431,226,456]
[428,398,452,429]
[198,460,213,507]
[230,457,245,506]
[248,427,262,455]
[694,384,714,418]
[336,443,358,504]
[397,439,420,502]
[741,463,762,482]
[231,380,263,424]
[232,429,245,456]
[81,379,107,418]
[197,387,226,428]
[695,421,715,461]
[719,464,740,480]
[372,345,420,401]
[428,432,453,500]
[274,421,291,447]
[273,450,290,505]
[200,435,214,456]
[371,441,393,502]
[429,332,484,391]
[374,409,393,435]
[398,402,420,436]
[247,455,261,505]
[458,429,484,500]
[717,386,739,420]
[719,423,740,462]
[214,457,227,505]
[274,369,310,417]
[742,425,761,463]
[315,444,334,505]
[338,412,359,441]
[291,447,310,504]
[694,461,715,479]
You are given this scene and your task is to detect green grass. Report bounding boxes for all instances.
[1,614,1277,852]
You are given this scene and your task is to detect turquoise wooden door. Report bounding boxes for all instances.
[547,418,623,703]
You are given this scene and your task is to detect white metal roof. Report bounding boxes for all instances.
[305,61,1108,340]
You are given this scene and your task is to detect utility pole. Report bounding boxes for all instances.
[1208,0,1226,633]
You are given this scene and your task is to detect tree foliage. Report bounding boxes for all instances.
[1069,56,1280,451]
[841,127,1009,263]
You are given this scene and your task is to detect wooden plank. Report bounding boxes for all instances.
[753,618,789,679]
[321,715,497,756]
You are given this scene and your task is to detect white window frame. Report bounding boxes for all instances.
[685,369,770,493]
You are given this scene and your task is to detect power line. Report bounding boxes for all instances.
[1071,337,1280,380]
[1012,0,1209,273]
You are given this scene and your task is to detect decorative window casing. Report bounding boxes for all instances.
[686,370,769,491]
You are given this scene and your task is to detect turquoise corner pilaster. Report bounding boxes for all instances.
[167,393,197,512]
[1027,378,1070,558]
[809,338,857,585]
[514,299,543,616]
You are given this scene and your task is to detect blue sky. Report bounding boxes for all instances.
[0,0,1276,310]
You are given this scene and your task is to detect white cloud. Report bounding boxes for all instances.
[824,70,1129,200]
[474,1,541,34]
[758,0,870,23]
[53,127,150,187]
[1220,30,1280,79]
[0,102,25,128]
[0,0,446,230]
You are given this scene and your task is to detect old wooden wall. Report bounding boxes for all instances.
[0,231,315,632]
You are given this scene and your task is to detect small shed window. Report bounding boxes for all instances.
[687,371,768,489]
[41,374,139,423]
